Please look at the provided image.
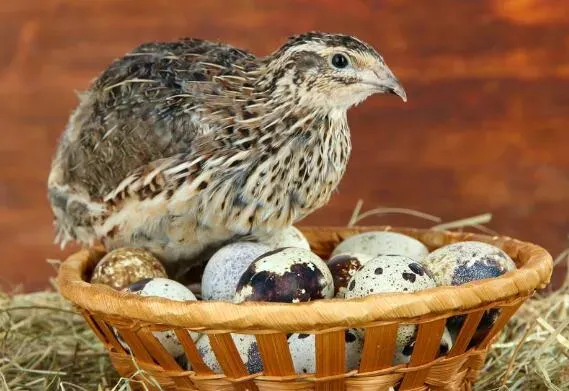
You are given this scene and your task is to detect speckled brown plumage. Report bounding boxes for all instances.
[48,32,406,271]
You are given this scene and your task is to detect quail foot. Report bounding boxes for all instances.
[48,32,406,274]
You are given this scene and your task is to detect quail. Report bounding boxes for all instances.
[48,32,406,274]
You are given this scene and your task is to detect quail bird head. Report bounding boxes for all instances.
[259,32,406,111]
[48,32,406,273]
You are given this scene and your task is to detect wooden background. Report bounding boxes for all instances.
[1,0,567,291]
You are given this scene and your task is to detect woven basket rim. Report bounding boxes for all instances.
[57,226,553,332]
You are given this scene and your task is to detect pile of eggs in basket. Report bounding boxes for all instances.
[90,226,517,373]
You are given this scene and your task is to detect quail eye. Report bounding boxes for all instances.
[331,53,349,69]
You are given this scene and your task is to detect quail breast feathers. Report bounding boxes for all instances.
[48,32,406,270]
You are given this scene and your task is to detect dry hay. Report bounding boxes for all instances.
[1,205,567,390]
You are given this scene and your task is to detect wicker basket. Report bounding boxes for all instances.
[58,226,553,391]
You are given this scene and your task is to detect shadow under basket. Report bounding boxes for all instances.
[58,226,553,391]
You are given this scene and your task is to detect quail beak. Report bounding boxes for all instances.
[372,66,407,103]
[383,77,407,102]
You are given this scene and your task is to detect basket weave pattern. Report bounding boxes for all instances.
[58,227,553,391]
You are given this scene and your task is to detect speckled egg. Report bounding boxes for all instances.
[344,255,436,297]
[201,242,271,301]
[327,253,373,298]
[234,248,334,303]
[196,334,263,374]
[421,241,517,287]
[121,278,200,357]
[90,248,167,290]
[331,231,429,262]
[288,329,363,374]
[393,326,453,364]
[258,226,310,250]
[422,241,516,345]
[344,255,440,364]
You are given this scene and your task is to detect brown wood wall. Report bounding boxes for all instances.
[1,0,567,291]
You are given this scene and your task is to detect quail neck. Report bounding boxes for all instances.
[48,32,406,266]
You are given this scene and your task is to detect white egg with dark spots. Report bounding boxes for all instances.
[393,326,453,364]
[196,334,263,374]
[90,247,167,290]
[201,242,270,301]
[344,329,365,370]
[327,253,373,298]
[331,231,429,261]
[421,241,517,287]
[288,329,363,374]
[422,241,516,345]
[120,278,199,357]
[345,255,436,297]
[288,333,314,374]
[234,248,333,303]
[258,226,310,250]
[345,255,443,363]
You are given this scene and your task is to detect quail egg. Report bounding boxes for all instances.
[345,255,436,297]
[288,329,363,374]
[327,253,373,298]
[421,241,516,286]
[331,231,429,261]
[201,242,271,301]
[421,241,516,347]
[90,248,167,290]
[345,255,446,363]
[196,334,263,374]
[393,326,453,364]
[258,226,311,250]
[234,247,334,303]
[423,241,516,348]
[120,278,200,357]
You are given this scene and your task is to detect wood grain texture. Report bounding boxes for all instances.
[0,0,567,291]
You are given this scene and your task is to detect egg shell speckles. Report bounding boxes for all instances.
[121,278,199,357]
[90,247,167,290]
[393,326,453,364]
[421,241,517,287]
[331,231,429,262]
[288,329,363,374]
[258,226,311,250]
[345,255,436,298]
[196,334,263,374]
[234,248,334,303]
[327,253,373,298]
[344,256,439,365]
[201,242,271,301]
